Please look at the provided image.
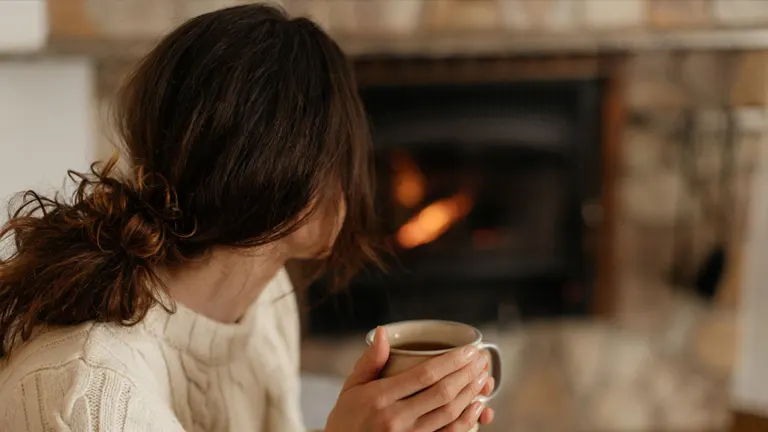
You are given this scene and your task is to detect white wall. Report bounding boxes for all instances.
[0,0,47,53]
[0,58,96,225]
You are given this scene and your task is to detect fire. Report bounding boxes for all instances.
[396,192,473,249]
[391,152,425,208]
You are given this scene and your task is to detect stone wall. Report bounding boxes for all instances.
[48,0,768,43]
[619,52,766,310]
[287,0,768,37]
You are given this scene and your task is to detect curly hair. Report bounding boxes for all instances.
[0,4,380,356]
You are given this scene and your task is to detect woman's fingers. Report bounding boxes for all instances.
[377,345,480,401]
[477,375,495,425]
[436,401,485,432]
[479,407,495,425]
[480,376,494,397]
[410,369,488,431]
[343,327,390,390]
[400,356,488,419]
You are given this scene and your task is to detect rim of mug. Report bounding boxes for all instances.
[366,320,483,356]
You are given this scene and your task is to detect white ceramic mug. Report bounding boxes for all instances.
[366,320,502,431]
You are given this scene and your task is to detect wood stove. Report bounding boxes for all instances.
[305,57,622,335]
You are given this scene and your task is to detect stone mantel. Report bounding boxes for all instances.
[337,28,768,57]
[28,27,768,61]
[29,0,768,61]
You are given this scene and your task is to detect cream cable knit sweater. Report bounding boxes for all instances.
[0,268,309,432]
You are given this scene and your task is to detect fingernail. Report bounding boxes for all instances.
[463,345,478,359]
[473,402,485,418]
[473,354,488,373]
[376,327,389,345]
[476,371,489,388]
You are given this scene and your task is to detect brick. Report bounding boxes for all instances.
[180,0,251,19]
[627,52,732,109]
[349,0,424,36]
[648,0,712,29]
[319,0,424,36]
[679,52,731,106]
[693,311,737,375]
[85,0,176,39]
[583,0,645,29]
[421,0,502,33]
[286,0,333,30]
[714,0,768,25]
[48,0,97,38]
[499,0,581,32]
[626,53,689,109]
[621,167,683,225]
[730,51,768,106]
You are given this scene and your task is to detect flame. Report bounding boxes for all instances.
[396,192,473,249]
[391,152,426,208]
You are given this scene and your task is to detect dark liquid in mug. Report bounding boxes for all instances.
[393,342,457,351]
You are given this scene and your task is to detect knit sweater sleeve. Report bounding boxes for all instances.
[0,360,184,432]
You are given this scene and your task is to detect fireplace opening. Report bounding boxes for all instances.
[308,76,605,335]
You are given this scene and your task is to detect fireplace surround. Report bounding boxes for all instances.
[306,56,623,335]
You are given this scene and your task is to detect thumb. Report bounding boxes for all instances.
[343,326,390,390]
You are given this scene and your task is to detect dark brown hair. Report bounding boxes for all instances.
[0,4,379,355]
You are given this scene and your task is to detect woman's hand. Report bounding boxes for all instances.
[325,327,495,432]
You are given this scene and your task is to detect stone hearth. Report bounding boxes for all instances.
[302,287,736,431]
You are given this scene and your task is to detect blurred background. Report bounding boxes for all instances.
[3,0,768,430]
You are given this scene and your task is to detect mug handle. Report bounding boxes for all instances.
[476,342,502,403]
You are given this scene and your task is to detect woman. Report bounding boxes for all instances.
[0,4,495,432]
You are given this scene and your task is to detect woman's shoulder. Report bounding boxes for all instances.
[1,321,154,386]
[0,322,182,431]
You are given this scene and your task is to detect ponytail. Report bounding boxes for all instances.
[0,157,190,356]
